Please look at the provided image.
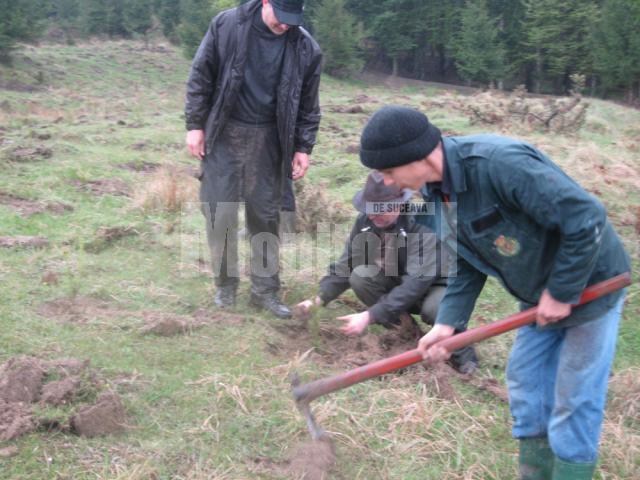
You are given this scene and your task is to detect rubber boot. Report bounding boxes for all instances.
[519,437,554,480]
[551,458,596,480]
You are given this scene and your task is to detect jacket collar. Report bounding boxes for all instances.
[422,137,467,197]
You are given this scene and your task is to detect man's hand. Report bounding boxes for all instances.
[295,296,322,316]
[536,289,572,326]
[417,324,455,362]
[338,310,371,336]
[292,152,310,180]
[186,129,205,160]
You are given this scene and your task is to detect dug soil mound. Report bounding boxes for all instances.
[288,437,336,480]
[0,355,126,443]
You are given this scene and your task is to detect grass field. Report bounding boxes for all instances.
[0,40,638,479]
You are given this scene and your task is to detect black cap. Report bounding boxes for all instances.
[360,106,441,170]
[270,0,304,26]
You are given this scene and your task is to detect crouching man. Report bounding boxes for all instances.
[297,172,479,374]
[358,105,631,480]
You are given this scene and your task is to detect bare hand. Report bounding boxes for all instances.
[295,296,322,315]
[292,152,310,180]
[338,310,371,336]
[186,129,205,160]
[536,289,572,326]
[417,324,455,362]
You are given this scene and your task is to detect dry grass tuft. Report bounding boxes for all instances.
[436,86,589,134]
[133,165,199,213]
[294,179,351,235]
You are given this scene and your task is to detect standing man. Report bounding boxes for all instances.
[185,0,322,318]
[359,106,630,479]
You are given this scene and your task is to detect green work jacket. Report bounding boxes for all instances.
[420,135,630,330]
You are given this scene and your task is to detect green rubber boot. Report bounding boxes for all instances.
[519,437,554,480]
[551,458,596,480]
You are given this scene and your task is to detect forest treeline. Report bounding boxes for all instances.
[1,0,639,102]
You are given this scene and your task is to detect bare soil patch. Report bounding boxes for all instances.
[0,236,49,248]
[118,160,160,174]
[71,178,130,196]
[37,295,122,324]
[327,104,365,114]
[5,146,52,162]
[271,320,419,369]
[70,392,126,438]
[0,191,73,217]
[83,225,139,253]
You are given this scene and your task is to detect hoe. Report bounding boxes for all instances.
[291,273,631,440]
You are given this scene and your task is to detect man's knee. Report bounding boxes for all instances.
[420,286,446,325]
[349,265,385,304]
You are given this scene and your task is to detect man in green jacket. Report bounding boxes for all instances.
[358,106,630,480]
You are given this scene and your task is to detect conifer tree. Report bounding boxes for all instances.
[592,0,640,102]
[453,0,506,87]
[313,0,363,77]
[0,0,40,63]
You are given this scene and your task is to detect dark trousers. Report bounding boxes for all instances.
[199,121,282,294]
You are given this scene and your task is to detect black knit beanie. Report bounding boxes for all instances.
[360,106,441,170]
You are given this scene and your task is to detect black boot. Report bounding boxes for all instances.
[249,292,291,318]
[448,345,479,375]
[214,285,237,308]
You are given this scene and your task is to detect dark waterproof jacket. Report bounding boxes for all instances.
[319,213,449,326]
[184,0,322,179]
[420,134,631,331]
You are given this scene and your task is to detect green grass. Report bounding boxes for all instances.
[0,40,638,479]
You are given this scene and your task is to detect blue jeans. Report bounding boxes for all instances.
[506,295,625,463]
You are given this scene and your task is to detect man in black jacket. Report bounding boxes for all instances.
[184,0,322,318]
[296,173,478,373]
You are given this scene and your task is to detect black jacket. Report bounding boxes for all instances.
[184,0,322,179]
[319,214,449,326]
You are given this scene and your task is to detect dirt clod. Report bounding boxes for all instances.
[139,312,199,336]
[41,376,81,406]
[0,356,45,403]
[0,445,19,458]
[70,392,126,438]
[288,437,336,480]
[0,401,36,441]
